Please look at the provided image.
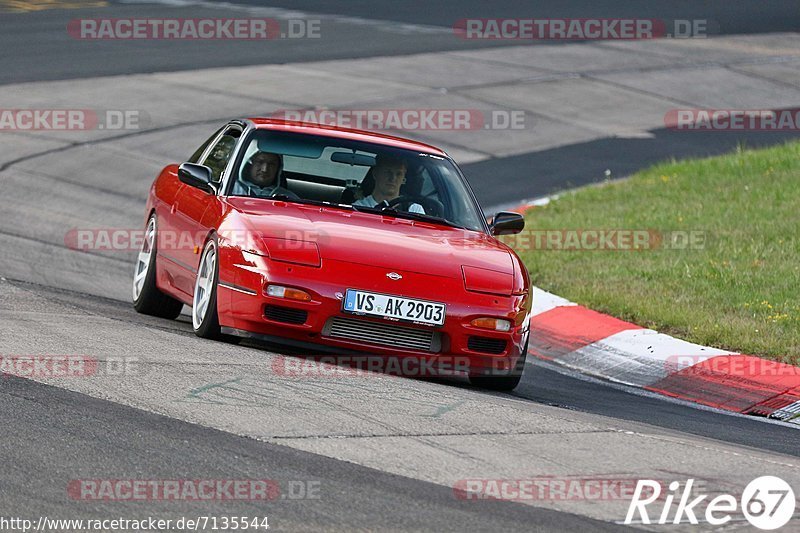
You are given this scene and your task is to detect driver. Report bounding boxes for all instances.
[353,154,424,213]
[231,151,298,199]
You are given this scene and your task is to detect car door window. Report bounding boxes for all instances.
[201,127,241,183]
[188,127,224,163]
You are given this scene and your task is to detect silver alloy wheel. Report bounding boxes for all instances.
[132,217,156,301]
[192,240,216,330]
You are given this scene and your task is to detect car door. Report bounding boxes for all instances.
[170,124,242,296]
[156,126,222,297]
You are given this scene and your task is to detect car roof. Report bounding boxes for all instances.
[247,118,448,157]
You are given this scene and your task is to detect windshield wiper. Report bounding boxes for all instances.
[351,204,469,230]
[388,209,471,230]
[271,195,356,211]
[349,204,384,214]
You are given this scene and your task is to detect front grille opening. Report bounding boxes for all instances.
[324,316,440,353]
[264,305,308,325]
[468,336,507,355]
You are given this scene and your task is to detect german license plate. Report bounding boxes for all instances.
[343,289,446,326]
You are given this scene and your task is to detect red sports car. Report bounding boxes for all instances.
[132,119,531,390]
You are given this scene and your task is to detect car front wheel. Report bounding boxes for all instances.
[192,238,222,339]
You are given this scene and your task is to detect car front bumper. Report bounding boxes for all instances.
[217,255,531,374]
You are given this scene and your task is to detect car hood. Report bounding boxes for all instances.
[226,198,514,279]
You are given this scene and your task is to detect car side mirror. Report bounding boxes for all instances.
[491,211,525,236]
[178,163,216,194]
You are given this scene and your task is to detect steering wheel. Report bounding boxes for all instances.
[385,195,444,217]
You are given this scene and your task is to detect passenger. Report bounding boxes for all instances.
[205,135,236,182]
[231,151,298,199]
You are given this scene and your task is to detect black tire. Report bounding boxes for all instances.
[132,214,184,320]
[192,238,222,339]
[469,336,528,391]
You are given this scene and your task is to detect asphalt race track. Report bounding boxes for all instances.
[1,373,622,532]
[1,1,800,531]
[2,0,798,83]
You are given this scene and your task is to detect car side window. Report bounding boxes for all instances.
[200,127,242,183]
[188,127,225,163]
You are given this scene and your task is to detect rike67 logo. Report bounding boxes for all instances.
[625,476,796,530]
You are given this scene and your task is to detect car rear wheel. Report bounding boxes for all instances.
[192,238,222,339]
[132,214,184,319]
[469,336,528,391]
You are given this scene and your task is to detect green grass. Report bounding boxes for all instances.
[515,141,800,364]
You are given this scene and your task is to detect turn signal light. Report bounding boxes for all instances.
[266,285,312,302]
[470,317,511,332]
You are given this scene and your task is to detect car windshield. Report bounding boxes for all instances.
[226,129,487,232]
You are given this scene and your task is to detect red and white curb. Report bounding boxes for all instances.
[528,287,800,425]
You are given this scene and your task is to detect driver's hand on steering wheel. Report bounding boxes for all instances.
[382,197,425,214]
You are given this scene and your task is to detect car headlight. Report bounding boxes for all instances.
[461,265,513,296]
[245,237,321,268]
